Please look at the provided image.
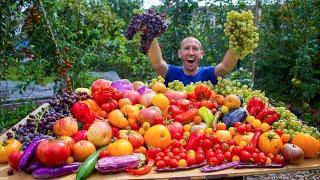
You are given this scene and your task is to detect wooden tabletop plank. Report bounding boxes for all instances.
[0,157,319,180]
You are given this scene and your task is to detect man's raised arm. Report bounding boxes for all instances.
[215,49,238,77]
[147,38,168,78]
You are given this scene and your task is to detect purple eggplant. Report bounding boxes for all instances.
[155,162,207,172]
[25,161,43,174]
[32,162,81,179]
[19,137,47,171]
[95,153,145,173]
[234,162,288,169]
[200,161,241,172]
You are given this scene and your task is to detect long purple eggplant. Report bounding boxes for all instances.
[25,161,43,174]
[155,162,207,172]
[19,137,47,171]
[234,162,288,169]
[200,161,241,173]
[32,162,81,179]
[95,154,145,173]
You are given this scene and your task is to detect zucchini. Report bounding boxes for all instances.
[95,153,145,173]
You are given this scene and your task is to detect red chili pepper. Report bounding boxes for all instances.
[167,105,185,118]
[251,130,261,149]
[185,132,204,150]
[174,108,198,124]
[126,159,155,175]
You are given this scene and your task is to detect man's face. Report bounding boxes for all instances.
[178,38,204,72]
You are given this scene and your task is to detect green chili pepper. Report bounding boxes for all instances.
[76,147,105,180]
[199,107,214,128]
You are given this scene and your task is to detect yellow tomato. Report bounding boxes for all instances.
[152,94,170,111]
[107,139,133,156]
[0,139,22,163]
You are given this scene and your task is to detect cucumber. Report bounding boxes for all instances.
[76,148,104,180]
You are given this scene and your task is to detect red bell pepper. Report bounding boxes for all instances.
[71,101,100,125]
[126,158,155,175]
[185,132,204,150]
[166,105,185,118]
[246,97,266,117]
[174,108,198,124]
[256,109,280,124]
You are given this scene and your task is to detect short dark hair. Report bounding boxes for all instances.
[180,36,202,49]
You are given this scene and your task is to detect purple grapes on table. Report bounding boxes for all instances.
[7,91,83,150]
[124,8,167,54]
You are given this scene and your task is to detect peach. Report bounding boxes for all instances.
[73,140,96,162]
[53,117,78,136]
[224,94,241,110]
[87,121,112,147]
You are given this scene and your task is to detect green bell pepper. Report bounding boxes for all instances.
[199,107,214,128]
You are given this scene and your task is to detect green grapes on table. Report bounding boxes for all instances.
[273,106,320,139]
[224,10,259,59]
[148,75,165,88]
[168,80,185,91]
[213,77,268,103]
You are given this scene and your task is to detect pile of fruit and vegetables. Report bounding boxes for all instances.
[1,76,319,179]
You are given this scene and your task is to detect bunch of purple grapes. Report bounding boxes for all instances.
[125,8,167,54]
[7,91,87,149]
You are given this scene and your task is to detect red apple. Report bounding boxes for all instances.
[87,121,113,147]
[167,122,183,140]
[137,106,162,125]
[282,143,304,164]
[165,90,187,101]
[8,151,23,171]
[72,130,88,142]
[118,130,144,149]
[53,117,78,137]
[122,90,141,104]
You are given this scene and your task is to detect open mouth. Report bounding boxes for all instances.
[187,60,195,64]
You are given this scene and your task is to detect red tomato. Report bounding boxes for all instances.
[240,150,251,162]
[8,151,23,171]
[147,147,162,159]
[195,153,205,164]
[202,139,213,149]
[208,157,219,165]
[99,150,110,159]
[274,154,285,164]
[266,152,275,162]
[186,156,196,166]
[275,129,283,137]
[245,124,252,132]
[216,153,225,164]
[224,151,232,162]
[232,146,242,156]
[236,124,246,134]
[36,140,70,166]
[168,159,178,168]
[156,160,166,169]
[243,145,255,153]
[194,84,212,100]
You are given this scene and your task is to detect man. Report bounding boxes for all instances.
[147,36,238,85]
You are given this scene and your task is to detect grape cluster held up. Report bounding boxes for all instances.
[125,8,167,54]
[224,10,259,59]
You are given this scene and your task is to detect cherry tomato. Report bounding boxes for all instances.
[240,150,251,162]
[186,156,196,166]
[99,150,110,159]
[266,152,275,162]
[156,160,166,169]
[208,157,219,165]
[172,147,181,155]
[224,151,232,162]
[275,129,283,137]
[195,153,205,164]
[202,139,213,149]
[245,124,252,132]
[274,154,285,164]
[232,146,242,156]
[243,145,255,153]
[237,124,246,134]
[216,153,225,164]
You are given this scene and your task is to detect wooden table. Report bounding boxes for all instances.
[1,104,319,179]
[0,157,319,179]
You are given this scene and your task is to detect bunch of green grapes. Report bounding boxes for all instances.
[168,80,185,91]
[273,107,320,139]
[148,75,165,87]
[224,10,259,59]
[213,77,268,103]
